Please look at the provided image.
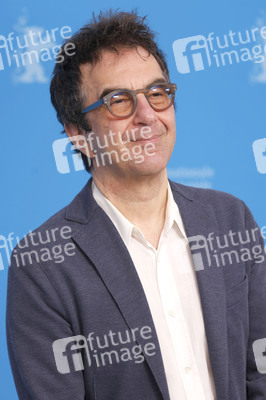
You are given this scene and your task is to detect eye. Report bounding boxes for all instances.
[149,86,170,98]
[151,91,163,97]
[112,98,125,104]
[110,93,130,104]
[110,92,133,109]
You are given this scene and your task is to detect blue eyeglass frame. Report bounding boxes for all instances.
[81,82,177,118]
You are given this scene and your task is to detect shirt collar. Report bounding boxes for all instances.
[92,181,134,247]
[164,182,187,239]
[92,180,187,248]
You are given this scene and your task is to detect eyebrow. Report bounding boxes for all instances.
[98,78,168,99]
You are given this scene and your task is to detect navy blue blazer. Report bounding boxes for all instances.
[6,179,266,399]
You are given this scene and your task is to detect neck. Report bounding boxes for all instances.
[92,169,169,230]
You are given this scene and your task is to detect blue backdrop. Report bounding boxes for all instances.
[1,0,266,397]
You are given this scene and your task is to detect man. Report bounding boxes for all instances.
[6,10,266,400]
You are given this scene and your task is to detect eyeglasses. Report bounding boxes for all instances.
[81,82,177,118]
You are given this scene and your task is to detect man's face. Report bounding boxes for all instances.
[80,46,176,178]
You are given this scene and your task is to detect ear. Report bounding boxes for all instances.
[64,124,94,158]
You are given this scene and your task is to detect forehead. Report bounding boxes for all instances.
[80,47,165,99]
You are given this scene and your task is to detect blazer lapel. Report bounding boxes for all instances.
[66,179,171,400]
[170,181,229,400]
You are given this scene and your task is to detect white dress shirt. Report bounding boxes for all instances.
[92,180,217,400]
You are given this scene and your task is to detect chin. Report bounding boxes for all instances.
[130,155,169,176]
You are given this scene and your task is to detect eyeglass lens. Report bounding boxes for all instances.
[109,84,173,117]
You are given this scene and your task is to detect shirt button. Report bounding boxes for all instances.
[185,367,192,374]
[169,310,176,318]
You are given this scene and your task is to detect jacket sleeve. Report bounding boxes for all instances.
[245,204,266,399]
[6,250,86,400]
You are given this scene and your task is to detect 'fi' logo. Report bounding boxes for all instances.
[0,35,12,71]
[187,234,211,271]
[52,137,86,174]
[0,234,12,270]
[253,138,266,174]
[173,35,211,74]
[252,338,266,374]
[52,335,91,374]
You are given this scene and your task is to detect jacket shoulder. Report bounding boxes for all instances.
[170,180,243,203]
[170,180,246,218]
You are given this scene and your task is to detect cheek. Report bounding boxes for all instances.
[166,106,176,125]
[159,109,176,132]
[88,114,108,135]
[89,110,130,136]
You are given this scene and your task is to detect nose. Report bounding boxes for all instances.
[132,93,158,125]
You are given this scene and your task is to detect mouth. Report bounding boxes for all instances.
[130,134,162,143]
